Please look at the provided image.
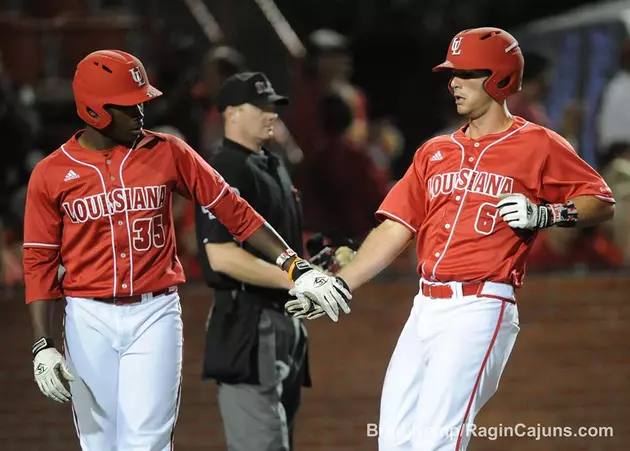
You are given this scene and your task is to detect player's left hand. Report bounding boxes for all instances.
[285,296,326,320]
[33,348,75,403]
[497,193,542,230]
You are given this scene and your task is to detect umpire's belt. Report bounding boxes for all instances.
[217,288,287,312]
[91,286,178,305]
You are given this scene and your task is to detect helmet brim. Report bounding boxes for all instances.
[432,61,454,72]
[433,60,488,72]
[104,84,163,107]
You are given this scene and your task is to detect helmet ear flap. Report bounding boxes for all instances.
[80,103,112,129]
[497,76,511,89]
[483,72,510,103]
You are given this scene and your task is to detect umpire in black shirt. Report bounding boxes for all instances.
[195,72,310,451]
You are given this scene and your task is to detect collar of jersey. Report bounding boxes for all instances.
[64,129,164,156]
[454,115,526,143]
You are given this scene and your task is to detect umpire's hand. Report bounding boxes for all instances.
[33,347,74,403]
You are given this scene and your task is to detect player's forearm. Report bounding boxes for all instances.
[337,219,413,291]
[569,195,615,227]
[244,222,297,271]
[23,248,63,341]
[205,243,292,290]
[28,300,58,341]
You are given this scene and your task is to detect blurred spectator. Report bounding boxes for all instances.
[195,45,247,157]
[366,116,405,185]
[600,142,630,264]
[526,113,625,272]
[507,51,552,126]
[147,36,205,149]
[597,38,630,165]
[0,50,40,228]
[526,226,624,273]
[294,91,389,242]
[290,29,369,157]
[0,50,41,289]
[557,99,585,152]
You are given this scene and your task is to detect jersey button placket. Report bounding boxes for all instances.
[105,154,127,295]
[469,143,478,162]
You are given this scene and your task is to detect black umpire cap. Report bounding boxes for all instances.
[216,72,289,112]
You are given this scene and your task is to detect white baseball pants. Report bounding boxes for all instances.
[63,290,183,450]
[377,280,520,451]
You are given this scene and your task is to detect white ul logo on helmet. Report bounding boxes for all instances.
[129,66,146,87]
[451,37,463,55]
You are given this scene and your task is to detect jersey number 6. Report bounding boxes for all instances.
[132,214,166,251]
[474,202,499,235]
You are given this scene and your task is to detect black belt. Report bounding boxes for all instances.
[215,289,287,312]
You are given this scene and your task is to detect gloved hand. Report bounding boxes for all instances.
[33,343,74,403]
[285,296,326,320]
[287,259,352,322]
[497,193,545,230]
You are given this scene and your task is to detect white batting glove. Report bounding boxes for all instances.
[299,304,326,320]
[33,347,74,403]
[497,193,543,230]
[288,259,352,322]
[285,296,327,320]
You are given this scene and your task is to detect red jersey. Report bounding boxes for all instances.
[376,116,615,287]
[23,130,264,303]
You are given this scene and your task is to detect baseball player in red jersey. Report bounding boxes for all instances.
[285,28,615,450]
[23,50,347,450]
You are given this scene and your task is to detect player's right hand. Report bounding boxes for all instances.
[288,258,352,322]
[33,348,75,403]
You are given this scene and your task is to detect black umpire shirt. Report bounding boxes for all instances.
[195,137,305,384]
[195,137,304,300]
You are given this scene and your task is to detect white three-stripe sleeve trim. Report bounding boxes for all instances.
[23,243,61,248]
[595,194,615,203]
[203,183,230,210]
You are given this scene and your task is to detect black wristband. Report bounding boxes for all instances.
[290,259,313,282]
[536,205,551,228]
[32,337,55,357]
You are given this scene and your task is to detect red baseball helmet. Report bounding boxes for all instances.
[433,27,524,102]
[72,50,162,129]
